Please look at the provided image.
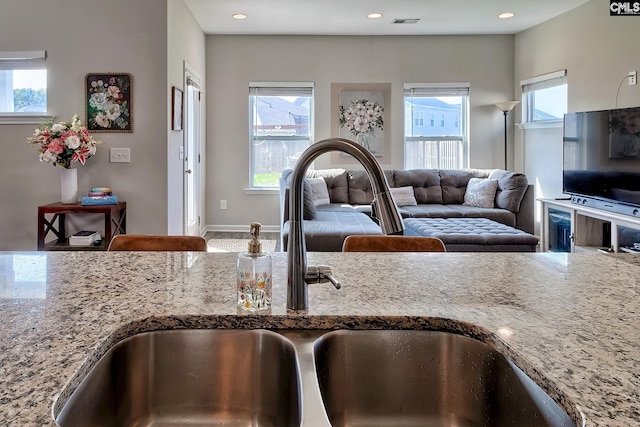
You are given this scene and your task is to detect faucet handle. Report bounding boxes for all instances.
[305,265,341,289]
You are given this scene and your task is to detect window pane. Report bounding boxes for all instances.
[530,84,567,121]
[404,93,468,169]
[0,69,47,113]
[250,89,313,187]
[253,95,310,136]
[251,138,309,187]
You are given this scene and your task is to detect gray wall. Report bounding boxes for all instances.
[0,0,206,250]
[167,0,207,235]
[205,35,516,231]
[514,0,640,234]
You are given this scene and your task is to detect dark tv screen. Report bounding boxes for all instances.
[563,106,640,207]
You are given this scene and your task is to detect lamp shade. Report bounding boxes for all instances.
[494,101,519,112]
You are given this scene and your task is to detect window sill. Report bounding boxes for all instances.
[244,187,279,195]
[516,120,563,130]
[0,113,53,125]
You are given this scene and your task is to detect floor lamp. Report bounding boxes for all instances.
[494,101,519,169]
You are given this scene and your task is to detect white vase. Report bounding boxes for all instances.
[60,167,78,204]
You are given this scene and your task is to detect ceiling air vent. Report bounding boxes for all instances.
[392,18,420,24]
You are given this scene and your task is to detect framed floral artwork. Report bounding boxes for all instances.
[171,86,183,131]
[85,73,133,133]
[331,83,391,163]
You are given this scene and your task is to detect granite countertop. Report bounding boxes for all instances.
[0,251,638,426]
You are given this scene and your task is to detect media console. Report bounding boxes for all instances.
[540,198,640,253]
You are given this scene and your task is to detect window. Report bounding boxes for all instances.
[404,83,469,169]
[414,111,423,126]
[521,70,567,124]
[0,51,47,117]
[249,82,313,188]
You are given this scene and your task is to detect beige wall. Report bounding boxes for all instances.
[205,35,516,231]
[514,0,640,233]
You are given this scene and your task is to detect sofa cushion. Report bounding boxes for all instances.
[463,178,498,208]
[439,169,492,204]
[281,208,382,252]
[393,169,442,204]
[281,169,316,220]
[347,170,395,205]
[306,169,349,203]
[390,186,417,207]
[308,177,330,206]
[397,204,464,219]
[488,169,529,213]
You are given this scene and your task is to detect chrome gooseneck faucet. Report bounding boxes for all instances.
[287,138,405,310]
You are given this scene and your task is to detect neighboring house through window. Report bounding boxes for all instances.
[0,51,47,122]
[404,83,469,169]
[249,82,314,188]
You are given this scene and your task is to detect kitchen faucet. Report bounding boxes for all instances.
[286,138,405,310]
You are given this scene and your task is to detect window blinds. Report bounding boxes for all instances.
[249,82,314,97]
[403,83,470,97]
[0,51,46,70]
[521,70,567,92]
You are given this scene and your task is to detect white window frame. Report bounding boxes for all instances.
[519,70,567,130]
[248,82,314,191]
[0,50,51,124]
[403,82,470,170]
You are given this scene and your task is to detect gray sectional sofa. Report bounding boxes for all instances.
[279,168,534,252]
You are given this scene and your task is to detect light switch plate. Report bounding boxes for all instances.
[110,147,130,163]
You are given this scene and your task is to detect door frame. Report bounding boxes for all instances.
[183,61,202,236]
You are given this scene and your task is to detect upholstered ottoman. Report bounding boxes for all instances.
[403,218,539,252]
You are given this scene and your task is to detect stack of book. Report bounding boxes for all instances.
[81,187,118,205]
[69,230,101,246]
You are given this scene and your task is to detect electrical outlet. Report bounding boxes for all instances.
[220,199,227,210]
[629,71,637,86]
[110,147,130,163]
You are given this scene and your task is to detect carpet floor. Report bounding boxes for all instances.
[207,238,277,253]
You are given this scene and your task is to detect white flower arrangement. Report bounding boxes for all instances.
[338,99,384,137]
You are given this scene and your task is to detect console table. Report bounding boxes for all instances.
[37,202,127,251]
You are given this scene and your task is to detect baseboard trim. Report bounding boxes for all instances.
[204,224,280,233]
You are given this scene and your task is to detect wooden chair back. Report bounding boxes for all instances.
[107,235,208,252]
[342,235,446,252]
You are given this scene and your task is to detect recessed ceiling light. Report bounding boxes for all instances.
[498,12,515,19]
[232,13,247,20]
[368,12,383,19]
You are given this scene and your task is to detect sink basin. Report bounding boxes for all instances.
[55,329,301,427]
[313,330,576,427]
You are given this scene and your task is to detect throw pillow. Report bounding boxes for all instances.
[463,178,498,208]
[390,186,417,207]
[308,177,331,206]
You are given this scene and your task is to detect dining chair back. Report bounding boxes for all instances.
[342,235,446,252]
[107,235,208,252]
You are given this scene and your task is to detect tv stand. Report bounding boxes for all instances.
[569,195,640,218]
[540,198,640,253]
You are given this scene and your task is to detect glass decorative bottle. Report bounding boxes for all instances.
[237,222,272,312]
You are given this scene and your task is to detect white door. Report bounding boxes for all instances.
[184,66,201,236]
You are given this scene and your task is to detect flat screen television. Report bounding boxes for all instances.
[563,106,640,216]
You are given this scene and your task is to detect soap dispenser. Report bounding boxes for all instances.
[237,222,272,312]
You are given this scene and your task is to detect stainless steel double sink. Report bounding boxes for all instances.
[54,329,579,427]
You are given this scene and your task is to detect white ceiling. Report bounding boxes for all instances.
[184,0,591,36]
